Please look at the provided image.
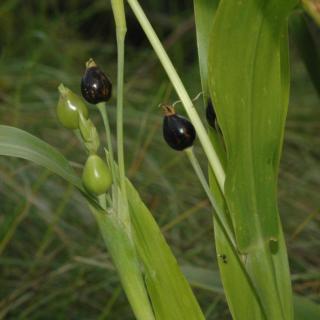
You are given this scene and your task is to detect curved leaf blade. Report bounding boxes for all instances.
[0,125,81,189]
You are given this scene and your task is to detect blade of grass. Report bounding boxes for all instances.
[0,125,81,188]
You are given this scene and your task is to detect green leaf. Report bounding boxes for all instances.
[126,179,205,320]
[208,0,297,252]
[208,1,297,319]
[0,125,81,188]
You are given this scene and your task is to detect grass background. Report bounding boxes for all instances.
[0,1,319,319]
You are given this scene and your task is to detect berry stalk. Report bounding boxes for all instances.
[185,148,235,246]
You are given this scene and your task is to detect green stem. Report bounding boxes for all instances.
[185,148,235,247]
[126,0,226,192]
[97,103,117,183]
[111,0,127,196]
[109,2,156,319]
[116,34,126,194]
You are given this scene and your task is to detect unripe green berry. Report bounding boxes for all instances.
[82,155,112,195]
[57,84,89,129]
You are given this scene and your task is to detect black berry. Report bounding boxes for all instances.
[81,59,112,104]
[162,105,196,151]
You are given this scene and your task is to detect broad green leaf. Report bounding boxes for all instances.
[208,0,297,252]
[127,180,205,320]
[208,1,296,319]
[0,125,81,189]
[194,3,260,318]
[290,12,320,96]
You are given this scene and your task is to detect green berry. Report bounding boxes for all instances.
[82,155,112,195]
[57,84,89,129]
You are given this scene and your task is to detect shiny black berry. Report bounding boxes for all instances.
[162,105,196,151]
[81,59,112,104]
[206,98,216,128]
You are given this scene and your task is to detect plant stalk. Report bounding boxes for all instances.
[109,1,156,319]
[111,0,127,196]
[185,148,235,246]
[97,103,117,183]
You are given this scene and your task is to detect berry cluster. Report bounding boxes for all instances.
[56,59,113,196]
[56,59,219,195]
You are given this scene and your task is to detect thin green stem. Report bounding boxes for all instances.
[111,0,127,196]
[97,103,117,183]
[126,0,226,192]
[116,33,126,195]
[185,148,235,247]
[109,2,156,319]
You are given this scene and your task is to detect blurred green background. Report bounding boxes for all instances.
[0,1,319,319]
